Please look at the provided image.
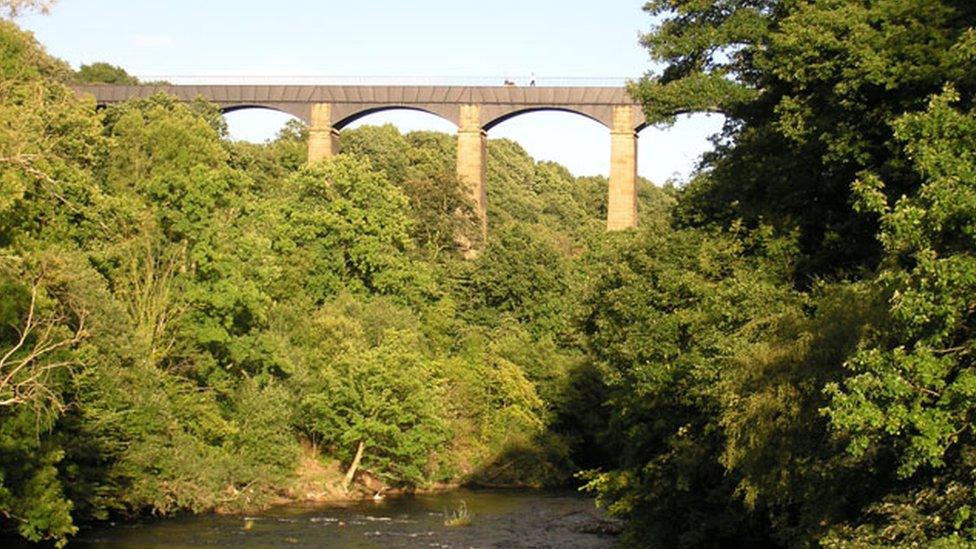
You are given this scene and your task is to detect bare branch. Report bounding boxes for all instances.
[0,274,87,412]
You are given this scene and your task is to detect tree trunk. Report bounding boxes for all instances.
[342,441,365,493]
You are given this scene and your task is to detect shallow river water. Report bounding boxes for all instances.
[65,489,618,548]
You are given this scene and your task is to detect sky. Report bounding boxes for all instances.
[17,0,724,184]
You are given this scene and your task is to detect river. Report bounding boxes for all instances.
[62,489,618,548]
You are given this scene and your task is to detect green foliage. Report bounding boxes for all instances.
[13,4,976,547]
[297,303,448,486]
[0,409,75,545]
[227,119,308,183]
[401,170,483,258]
[820,89,976,545]
[463,223,571,336]
[340,124,411,183]
[651,0,976,280]
[582,3,976,547]
[0,23,102,247]
[0,21,108,544]
[580,225,797,547]
[0,13,640,543]
[73,360,299,515]
[339,125,480,258]
[717,282,890,545]
[278,155,424,302]
[436,325,569,487]
[75,62,138,85]
[95,94,283,385]
[0,18,70,81]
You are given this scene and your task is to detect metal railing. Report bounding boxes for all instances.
[133,75,635,87]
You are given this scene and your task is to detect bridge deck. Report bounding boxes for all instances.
[74,84,645,130]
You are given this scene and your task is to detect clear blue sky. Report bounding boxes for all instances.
[17,0,723,183]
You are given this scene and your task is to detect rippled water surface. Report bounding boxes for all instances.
[64,489,616,548]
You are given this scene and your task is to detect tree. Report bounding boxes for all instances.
[637,0,976,280]
[0,251,104,547]
[277,154,424,303]
[0,262,87,410]
[0,20,103,247]
[463,222,572,337]
[824,88,976,545]
[0,20,107,546]
[296,300,448,489]
[339,124,410,183]
[580,225,796,547]
[716,281,889,545]
[1,0,55,18]
[75,62,139,85]
[401,170,482,259]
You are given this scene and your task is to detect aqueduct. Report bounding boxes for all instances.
[75,84,646,231]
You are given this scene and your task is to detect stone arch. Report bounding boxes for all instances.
[218,103,310,122]
[219,104,306,143]
[331,105,459,130]
[482,106,612,131]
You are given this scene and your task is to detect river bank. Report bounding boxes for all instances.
[271,447,466,507]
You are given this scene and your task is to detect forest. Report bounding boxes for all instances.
[1,0,975,547]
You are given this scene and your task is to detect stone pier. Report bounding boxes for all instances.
[607,105,638,231]
[456,104,488,237]
[308,103,339,163]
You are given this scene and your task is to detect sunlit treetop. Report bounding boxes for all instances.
[1,0,56,18]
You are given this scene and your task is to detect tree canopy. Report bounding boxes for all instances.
[579,2,976,547]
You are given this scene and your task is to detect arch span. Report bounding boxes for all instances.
[218,102,310,122]
[221,105,304,143]
[332,105,458,130]
[220,104,291,116]
[482,106,609,131]
[485,109,611,178]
